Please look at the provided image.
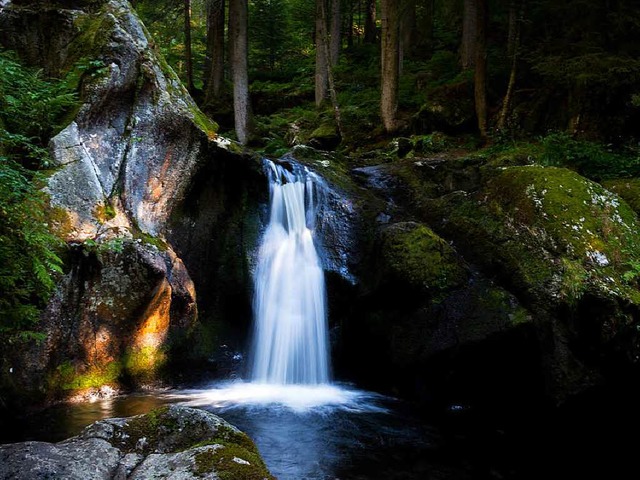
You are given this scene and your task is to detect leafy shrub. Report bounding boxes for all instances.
[0,50,76,341]
[540,132,640,180]
[0,51,77,167]
[0,158,63,341]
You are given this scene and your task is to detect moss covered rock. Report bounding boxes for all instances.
[602,177,640,214]
[309,122,341,150]
[415,165,640,400]
[430,166,640,306]
[0,405,274,480]
[378,222,467,296]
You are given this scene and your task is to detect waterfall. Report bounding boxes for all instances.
[251,160,330,385]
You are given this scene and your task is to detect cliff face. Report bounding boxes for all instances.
[0,0,263,401]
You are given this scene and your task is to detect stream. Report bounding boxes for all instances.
[0,381,471,479]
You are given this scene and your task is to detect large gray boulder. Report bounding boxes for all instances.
[0,405,274,480]
[0,0,262,401]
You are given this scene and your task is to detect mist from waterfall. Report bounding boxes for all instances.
[250,160,330,385]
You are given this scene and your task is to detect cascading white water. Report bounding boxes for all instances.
[251,160,330,385]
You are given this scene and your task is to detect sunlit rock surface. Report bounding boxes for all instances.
[0,0,261,400]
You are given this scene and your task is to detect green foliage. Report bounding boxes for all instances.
[0,158,63,340]
[249,0,291,71]
[539,132,640,180]
[0,51,75,341]
[135,0,208,90]
[0,51,77,167]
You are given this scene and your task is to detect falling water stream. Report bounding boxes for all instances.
[251,160,329,385]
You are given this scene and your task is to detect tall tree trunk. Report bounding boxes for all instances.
[506,0,518,58]
[330,0,341,66]
[315,0,344,138]
[347,1,354,47]
[461,0,477,70]
[418,0,435,54]
[498,0,524,132]
[204,0,225,104]
[364,0,376,44]
[399,0,416,74]
[184,0,195,92]
[229,0,253,144]
[474,0,488,140]
[315,0,329,106]
[380,0,400,133]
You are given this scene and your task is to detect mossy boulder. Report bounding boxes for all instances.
[339,218,533,401]
[417,165,640,400]
[430,166,640,306]
[377,222,467,297]
[309,122,341,150]
[0,405,274,480]
[602,178,640,214]
[22,239,197,400]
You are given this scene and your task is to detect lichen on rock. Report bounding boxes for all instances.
[0,405,274,480]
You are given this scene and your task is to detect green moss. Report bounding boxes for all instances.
[602,178,640,214]
[193,442,274,480]
[123,345,167,382]
[380,222,467,295]
[479,286,530,327]
[430,166,640,306]
[310,122,338,139]
[189,105,219,140]
[487,166,639,264]
[49,360,122,391]
[68,10,116,66]
[93,200,116,223]
[131,229,168,251]
[120,406,172,452]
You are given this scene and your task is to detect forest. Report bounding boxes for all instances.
[136,0,640,157]
[2,0,640,479]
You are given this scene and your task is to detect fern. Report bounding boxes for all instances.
[0,49,75,341]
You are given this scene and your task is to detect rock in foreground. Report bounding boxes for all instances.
[0,405,274,480]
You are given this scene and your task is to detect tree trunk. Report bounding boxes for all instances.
[364,0,376,44]
[399,0,416,74]
[461,0,477,70]
[330,0,341,66]
[315,0,329,106]
[184,0,195,92]
[229,0,253,144]
[474,0,488,140]
[204,0,225,104]
[380,0,400,133]
[498,0,524,132]
[418,0,435,54]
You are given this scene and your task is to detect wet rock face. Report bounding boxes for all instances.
[0,405,274,480]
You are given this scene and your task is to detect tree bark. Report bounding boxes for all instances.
[229,0,253,144]
[315,0,329,106]
[380,0,400,133]
[364,0,376,44]
[184,0,195,92]
[474,0,488,140]
[418,0,435,54]
[204,0,225,104]
[461,0,477,70]
[399,0,416,74]
[330,0,341,66]
[498,0,524,132]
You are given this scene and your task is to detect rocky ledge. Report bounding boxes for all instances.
[0,405,274,480]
